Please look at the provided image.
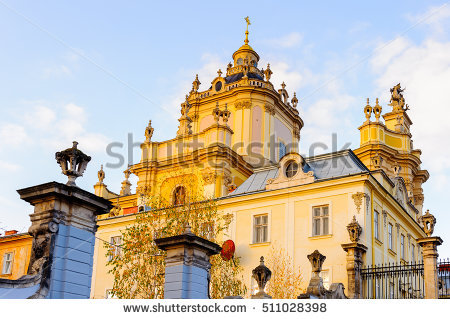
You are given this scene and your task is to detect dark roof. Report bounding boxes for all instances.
[225,72,264,84]
[230,150,369,196]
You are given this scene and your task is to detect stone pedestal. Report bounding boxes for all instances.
[417,236,443,299]
[341,242,367,299]
[0,182,112,299]
[155,226,221,299]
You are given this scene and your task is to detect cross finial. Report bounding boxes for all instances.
[244,16,251,44]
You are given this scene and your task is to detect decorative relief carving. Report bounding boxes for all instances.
[263,103,275,115]
[352,192,369,214]
[235,100,252,110]
[201,168,216,185]
[382,210,388,227]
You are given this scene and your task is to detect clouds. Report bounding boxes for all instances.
[263,32,303,49]
[0,102,109,154]
[371,36,450,190]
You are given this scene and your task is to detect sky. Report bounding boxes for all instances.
[0,0,449,257]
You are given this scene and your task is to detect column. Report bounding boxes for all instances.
[341,243,367,299]
[417,237,443,299]
[155,225,221,299]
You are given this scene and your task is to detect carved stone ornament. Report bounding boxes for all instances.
[251,256,272,299]
[202,168,216,185]
[235,100,252,110]
[347,215,362,243]
[389,83,407,112]
[55,141,91,186]
[109,199,122,217]
[373,98,382,121]
[382,210,388,227]
[266,153,314,190]
[263,103,275,115]
[177,96,193,136]
[308,250,326,276]
[418,209,436,237]
[352,192,369,214]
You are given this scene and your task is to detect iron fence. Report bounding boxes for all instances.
[361,261,424,299]
[438,258,450,299]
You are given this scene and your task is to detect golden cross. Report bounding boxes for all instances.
[244,16,251,44]
[245,16,251,30]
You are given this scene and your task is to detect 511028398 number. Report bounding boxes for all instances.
[262,303,326,313]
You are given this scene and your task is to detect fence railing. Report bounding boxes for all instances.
[438,258,450,299]
[361,261,424,299]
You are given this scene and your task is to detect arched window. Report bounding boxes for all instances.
[173,186,186,205]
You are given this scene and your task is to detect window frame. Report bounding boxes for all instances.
[108,236,122,261]
[411,243,415,261]
[388,223,393,250]
[250,211,271,244]
[310,204,332,237]
[401,234,405,259]
[374,210,380,240]
[2,252,14,275]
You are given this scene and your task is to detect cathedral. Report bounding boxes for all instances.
[0,19,434,299]
[88,20,430,298]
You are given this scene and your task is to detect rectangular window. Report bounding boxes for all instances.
[279,142,286,160]
[374,211,379,240]
[411,244,415,261]
[108,236,122,261]
[253,214,268,243]
[312,205,330,236]
[2,252,14,275]
[401,234,405,259]
[388,223,393,250]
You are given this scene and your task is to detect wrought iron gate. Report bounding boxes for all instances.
[361,262,424,299]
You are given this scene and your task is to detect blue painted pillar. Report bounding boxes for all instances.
[155,226,221,299]
[17,182,112,299]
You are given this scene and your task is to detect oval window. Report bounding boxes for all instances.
[215,81,223,92]
[236,58,243,65]
[285,161,299,178]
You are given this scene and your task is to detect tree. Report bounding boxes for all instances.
[265,244,304,299]
[104,170,247,299]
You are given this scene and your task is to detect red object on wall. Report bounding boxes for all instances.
[123,206,138,215]
[220,240,235,261]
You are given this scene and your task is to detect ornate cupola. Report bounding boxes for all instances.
[231,16,260,68]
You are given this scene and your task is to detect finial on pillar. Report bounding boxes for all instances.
[291,92,298,108]
[251,256,272,299]
[418,210,436,237]
[217,69,222,77]
[364,98,372,122]
[55,141,91,186]
[373,98,382,122]
[213,102,221,123]
[347,215,362,243]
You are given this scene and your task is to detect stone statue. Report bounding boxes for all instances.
[264,63,272,81]
[98,165,105,184]
[144,120,154,142]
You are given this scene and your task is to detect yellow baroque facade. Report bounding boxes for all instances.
[0,231,32,281]
[89,23,431,298]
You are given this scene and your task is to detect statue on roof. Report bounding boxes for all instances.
[389,83,407,112]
